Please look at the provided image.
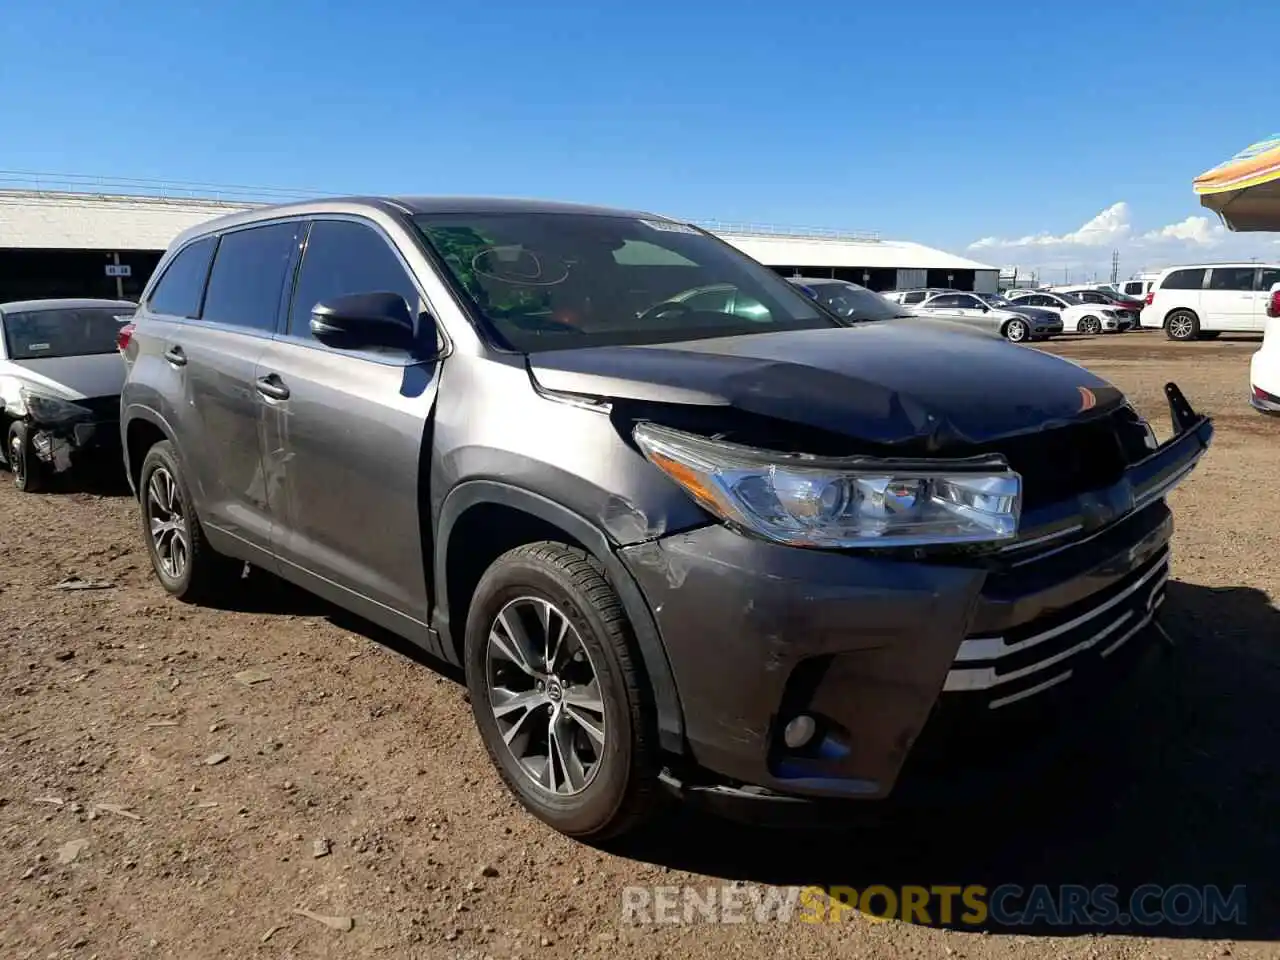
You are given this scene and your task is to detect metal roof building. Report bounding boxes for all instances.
[0,178,998,300]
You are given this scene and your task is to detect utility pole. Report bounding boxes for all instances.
[1111,249,1120,285]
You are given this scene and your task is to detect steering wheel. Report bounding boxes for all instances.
[636,299,695,324]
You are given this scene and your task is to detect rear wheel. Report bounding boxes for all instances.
[138,441,239,602]
[7,421,47,493]
[464,542,662,840]
[1166,310,1200,342]
[1004,318,1030,342]
[1077,315,1102,335]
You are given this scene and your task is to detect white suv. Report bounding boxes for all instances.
[1140,263,1280,340]
[1251,282,1280,414]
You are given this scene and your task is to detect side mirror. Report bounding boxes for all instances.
[310,292,419,352]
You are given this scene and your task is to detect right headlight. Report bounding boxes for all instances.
[634,423,1021,549]
[19,388,92,425]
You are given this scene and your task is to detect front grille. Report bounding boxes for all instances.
[943,546,1168,709]
[965,406,1155,510]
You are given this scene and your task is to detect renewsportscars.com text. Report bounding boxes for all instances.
[621,883,1247,928]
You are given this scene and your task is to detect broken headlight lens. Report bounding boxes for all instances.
[634,423,1021,548]
[20,388,93,425]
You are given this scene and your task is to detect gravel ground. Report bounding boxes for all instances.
[2,332,1278,960]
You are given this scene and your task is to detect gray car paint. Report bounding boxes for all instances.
[120,196,1213,805]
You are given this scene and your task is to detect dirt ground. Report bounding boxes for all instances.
[2,332,1278,960]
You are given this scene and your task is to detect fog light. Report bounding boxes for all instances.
[783,715,817,749]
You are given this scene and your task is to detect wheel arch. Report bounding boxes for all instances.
[122,406,178,497]
[434,479,685,753]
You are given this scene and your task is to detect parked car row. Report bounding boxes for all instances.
[0,198,1220,843]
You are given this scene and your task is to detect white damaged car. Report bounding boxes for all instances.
[1251,282,1280,415]
[0,298,136,491]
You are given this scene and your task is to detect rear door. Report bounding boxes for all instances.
[1202,266,1256,331]
[163,221,301,558]
[256,217,442,625]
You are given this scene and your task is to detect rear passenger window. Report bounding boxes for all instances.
[288,220,421,340]
[903,292,926,304]
[1260,268,1280,290]
[147,237,216,318]
[201,222,300,332]
[1208,267,1255,291]
[1162,268,1206,290]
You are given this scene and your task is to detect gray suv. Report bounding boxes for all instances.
[120,197,1214,839]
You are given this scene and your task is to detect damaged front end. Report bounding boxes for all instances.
[8,388,121,475]
[606,382,1212,820]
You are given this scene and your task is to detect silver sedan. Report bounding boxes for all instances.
[911,291,1063,342]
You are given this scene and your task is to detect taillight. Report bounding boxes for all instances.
[1269,290,1280,319]
[116,322,135,352]
[1144,291,1155,306]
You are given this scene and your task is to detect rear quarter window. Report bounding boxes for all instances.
[1161,268,1206,291]
[147,237,216,318]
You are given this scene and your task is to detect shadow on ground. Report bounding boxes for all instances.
[614,580,1280,941]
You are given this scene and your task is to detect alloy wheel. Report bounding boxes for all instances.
[1006,320,1028,342]
[485,596,607,797]
[1169,315,1194,339]
[146,466,189,580]
[9,432,25,486]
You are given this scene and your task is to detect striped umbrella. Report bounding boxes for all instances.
[1193,134,1280,231]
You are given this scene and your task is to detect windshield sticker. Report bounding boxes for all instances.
[639,219,700,235]
[26,343,51,352]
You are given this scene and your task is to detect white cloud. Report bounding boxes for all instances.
[1137,215,1225,246]
[969,202,1131,251]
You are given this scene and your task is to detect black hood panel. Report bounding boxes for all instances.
[528,324,1124,448]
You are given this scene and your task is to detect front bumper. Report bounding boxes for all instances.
[623,384,1213,811]
[29,419,120,472]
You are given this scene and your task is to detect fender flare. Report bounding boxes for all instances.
[435,479,685,753]
[120,404,181,495]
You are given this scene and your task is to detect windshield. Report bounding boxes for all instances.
[1,307,134,361]
[797,281,905,322]
[412,213,834,351]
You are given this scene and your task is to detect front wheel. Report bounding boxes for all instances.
[1077,315,1102,335]
[464,542,663,840]
[7,421,47,493]
[1004,318,1030,342]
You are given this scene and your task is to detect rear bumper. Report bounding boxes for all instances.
[1250,345,1280,415]
[626,385,1213,814]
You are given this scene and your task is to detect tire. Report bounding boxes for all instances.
[1165,310,1200,342]
[1003,318,1030,342]
[8,421,47,493]
[1077,315,1102,335]
[464,542,662,840]
[137,440,239,603]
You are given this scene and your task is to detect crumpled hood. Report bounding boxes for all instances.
[527,323,1125,447]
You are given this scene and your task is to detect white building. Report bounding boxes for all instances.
[0,185,998,301]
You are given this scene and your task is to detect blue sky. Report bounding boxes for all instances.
[2,0,1278,278]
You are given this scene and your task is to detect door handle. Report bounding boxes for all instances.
[255,374,290,401]
[163,345,187,367]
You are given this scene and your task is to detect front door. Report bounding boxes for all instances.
[258,217,442,628]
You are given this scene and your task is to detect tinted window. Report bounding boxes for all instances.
[289,220,421,340]
[1079,291,1106,302]
[1121,281,1143,296]
[926,294,964,308]
[1259,267,1280,291]
[1162,268,1206,290]
[902,291,926,304]
[679,286,734,314]
[1208,267,1255,291]
[147,237,215,318]
[810,282,902,322]
[955,295,982,309]
[202,223,300,331]
[413,212,830,351]
[2,307,135,360]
